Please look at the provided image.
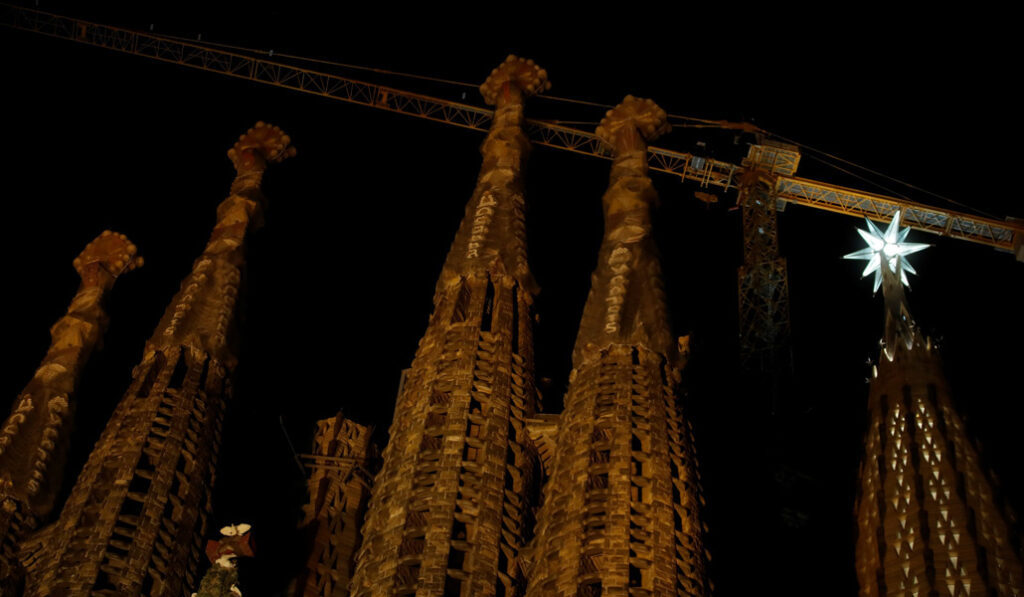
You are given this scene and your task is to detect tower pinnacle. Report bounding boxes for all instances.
[437,55,547,295]
[479,55,550,106]
[850,210,1024,595]
[28,123,293,596]
[350,58,545,597]
[573,95,674,363]
[844,209,929,360]
[527,97,709,597]
[0,231,140,592]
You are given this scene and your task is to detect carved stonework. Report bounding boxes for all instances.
[0,230,140,593]
[349,57,547,597]
[855,332,1024,595]
[294,414,377,597]
[525,97,710,597]
[25,123,293,596]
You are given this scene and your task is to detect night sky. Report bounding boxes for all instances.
[2,5,1021,595]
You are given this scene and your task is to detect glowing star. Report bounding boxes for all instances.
[844,209,929,292]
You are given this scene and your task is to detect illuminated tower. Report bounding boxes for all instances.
[524,97,710,597]
[0,231,141,591]
[27,122,295,596]
[349,56,549,597]
[294,413,377,596]
[848,211,1024,596]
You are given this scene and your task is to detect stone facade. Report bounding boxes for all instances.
[855,338,1024,596]
[295,414,378,596]
[23,123,294,596]
[524,97,710,597]
[0,231,141,594]
[348,56,549,597]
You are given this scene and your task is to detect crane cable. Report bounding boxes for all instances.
[147,29,998,220]
[754,131,1000,220]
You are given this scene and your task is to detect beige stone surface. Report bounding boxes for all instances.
[855,338,1024,596]
[0,230,141,594]
[294,414,378,597]
[24,123,293,596]
[525,97,710,597]
[348,57,547,597]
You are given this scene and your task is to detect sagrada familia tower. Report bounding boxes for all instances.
[0,231,142,593]
[523,96,709,597]
[1,55,1021,597]
[847,212,1024,596]
[348,55,548,597]
[0,122,294,596]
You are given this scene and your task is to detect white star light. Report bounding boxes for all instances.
[844,209,929,292]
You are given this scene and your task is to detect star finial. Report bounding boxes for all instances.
[844,209,929,292]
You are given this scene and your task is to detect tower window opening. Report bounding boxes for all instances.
[452,282,471,324]
[482,280,495,332]
[511,286,520,353]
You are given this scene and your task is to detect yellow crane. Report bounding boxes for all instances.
[2,3,1020,385]
[2,3,1019,256]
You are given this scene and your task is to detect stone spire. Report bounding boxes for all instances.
[849,213,1024,596]
[525,97,710,597]
[0,231,141,592]
[435,54,549,296]
[349,56,548,597]
[571,96,674,364]
[843,210,929,362]
[26,122,294,596]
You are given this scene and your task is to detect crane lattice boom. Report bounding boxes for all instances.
[2,3,1021,257]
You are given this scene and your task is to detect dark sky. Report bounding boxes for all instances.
[2,4,1021,595]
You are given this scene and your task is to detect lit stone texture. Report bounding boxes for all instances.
[0,231,141,593]
[524,97,710,597]
[348,56,548,597]
[294,414,378,596]
[850,213,1024,596]
[24,123,294,596]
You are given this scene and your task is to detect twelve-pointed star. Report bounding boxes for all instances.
[844,209,930,292]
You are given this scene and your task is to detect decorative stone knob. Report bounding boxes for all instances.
[227,122,297,172]
[480,55,551,105]
[595,95,671,150]
[72,230,143,286]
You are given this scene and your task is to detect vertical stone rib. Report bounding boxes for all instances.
[855,313,1024,595]
[526,97,710,597]
[0,231,141,591]
[27,122,294,597]
[349,56,548,597]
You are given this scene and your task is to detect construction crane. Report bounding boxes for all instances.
[2,4,1019,255]
[3,3,1021,386]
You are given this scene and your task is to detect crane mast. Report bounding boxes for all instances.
[737,143,797,392]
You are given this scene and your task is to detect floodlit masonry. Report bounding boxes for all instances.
[0,231,141,594]
[848,213,1024,596]
[24,123,294,596]
[348,55,549,597]
[294,413,378,596]
[524,96,710,597]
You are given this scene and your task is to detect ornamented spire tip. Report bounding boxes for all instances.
[72,230,143,281]
[226,122,297,172]
[479,55,550,105]
[843,209,929,292]
[595,95,671,150]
